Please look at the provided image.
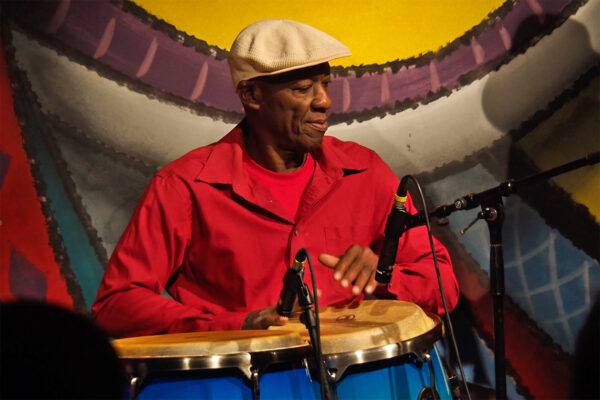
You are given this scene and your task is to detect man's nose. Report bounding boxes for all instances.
[312,84,332,111]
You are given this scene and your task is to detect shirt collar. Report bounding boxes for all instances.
[194,124,245,185]
[195,120,367,185]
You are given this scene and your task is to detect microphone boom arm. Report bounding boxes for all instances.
[419,151,600,222]
[404,151,599,400]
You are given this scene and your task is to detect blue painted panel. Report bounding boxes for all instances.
[424,166,600,353]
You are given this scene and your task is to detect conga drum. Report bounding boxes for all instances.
[271,299,452,399]
[112,330,312,399]
[113,300,451,399]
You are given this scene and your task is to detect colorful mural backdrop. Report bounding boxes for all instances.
[1,0,598,398]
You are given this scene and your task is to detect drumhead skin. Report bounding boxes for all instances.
[112,329,307,359]
[270,299,437,354]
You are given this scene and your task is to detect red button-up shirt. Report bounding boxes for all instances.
[92,124,459,338]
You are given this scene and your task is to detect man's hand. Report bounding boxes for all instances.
[242,305,288,330]
[241,289,323,330]
[319,245,380,296]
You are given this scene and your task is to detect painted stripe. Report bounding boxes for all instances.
[499,24,512,50]
[93,18,116,59]
[526,0,545,23]
[429,60,440,93]
[380,71,390,104]
[135,37,158,79]
[46,0,71,34]
[190,61,208,101]
[342,77,351,112]
[471,36,486,65]
[11,0,588,117]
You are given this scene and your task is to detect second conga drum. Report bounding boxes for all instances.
[271,299,453,399]
[112,330,313,399]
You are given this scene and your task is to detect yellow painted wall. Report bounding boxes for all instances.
[133,0,506,66]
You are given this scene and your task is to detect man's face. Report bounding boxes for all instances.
[252,63,332,153]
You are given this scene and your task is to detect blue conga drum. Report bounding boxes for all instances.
[271,299,452,400]
[112,300,452,399]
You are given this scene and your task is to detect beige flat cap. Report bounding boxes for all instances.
[228,19,351,89]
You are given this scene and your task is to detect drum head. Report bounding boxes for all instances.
[271,300,437,354]
[112,330,307,359]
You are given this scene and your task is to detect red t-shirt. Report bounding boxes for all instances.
[243,152,315,221]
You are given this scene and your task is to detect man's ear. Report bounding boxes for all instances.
[238,81,261,111]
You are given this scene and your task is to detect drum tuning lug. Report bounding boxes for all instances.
[128,376,140,400]
[250,367,260,400]
[417,353,441,400]
[414,346,432,365]
[327,368,337,382]
[302,358,313,381]
[418,386,441,400]
[127,363,147,400]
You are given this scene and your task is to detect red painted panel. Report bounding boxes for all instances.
[0,42,73,309]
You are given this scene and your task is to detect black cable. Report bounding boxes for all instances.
[303,249,334,400]
[404,175,471,400]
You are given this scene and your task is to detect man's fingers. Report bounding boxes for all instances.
[318,253,340,267]
[364,273,378,294]
[320,246,380,296]
[271,315,289,327]
[243,306,289,329]
[351,266,376,295]
[319,253,347,282]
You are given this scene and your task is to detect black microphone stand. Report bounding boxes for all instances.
[297,280,335,400]
[283,250,334,400]
[405,151,599,400]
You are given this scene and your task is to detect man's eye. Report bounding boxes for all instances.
[294,85,312,92]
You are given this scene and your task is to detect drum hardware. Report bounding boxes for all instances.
[115,300,453,399]
[302,357,312,378]
[128,376,139,400]
[440,355,463,399]
[417,353,441,400]
[250,367,260,400]
[315,312,443,382]
[120,345,310,400]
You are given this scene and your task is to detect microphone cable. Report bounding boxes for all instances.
[402,175,471,400]
[303,249,334,400]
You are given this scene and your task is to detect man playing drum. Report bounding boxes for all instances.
[92,19,459,338]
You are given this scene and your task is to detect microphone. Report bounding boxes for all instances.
[276,249,307,316]
[375,176,412,284]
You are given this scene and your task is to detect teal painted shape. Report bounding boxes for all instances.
[13,88,104,309]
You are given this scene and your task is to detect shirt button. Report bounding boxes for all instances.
[293,229,299,236]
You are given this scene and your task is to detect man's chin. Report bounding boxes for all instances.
[300,134,324,153]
